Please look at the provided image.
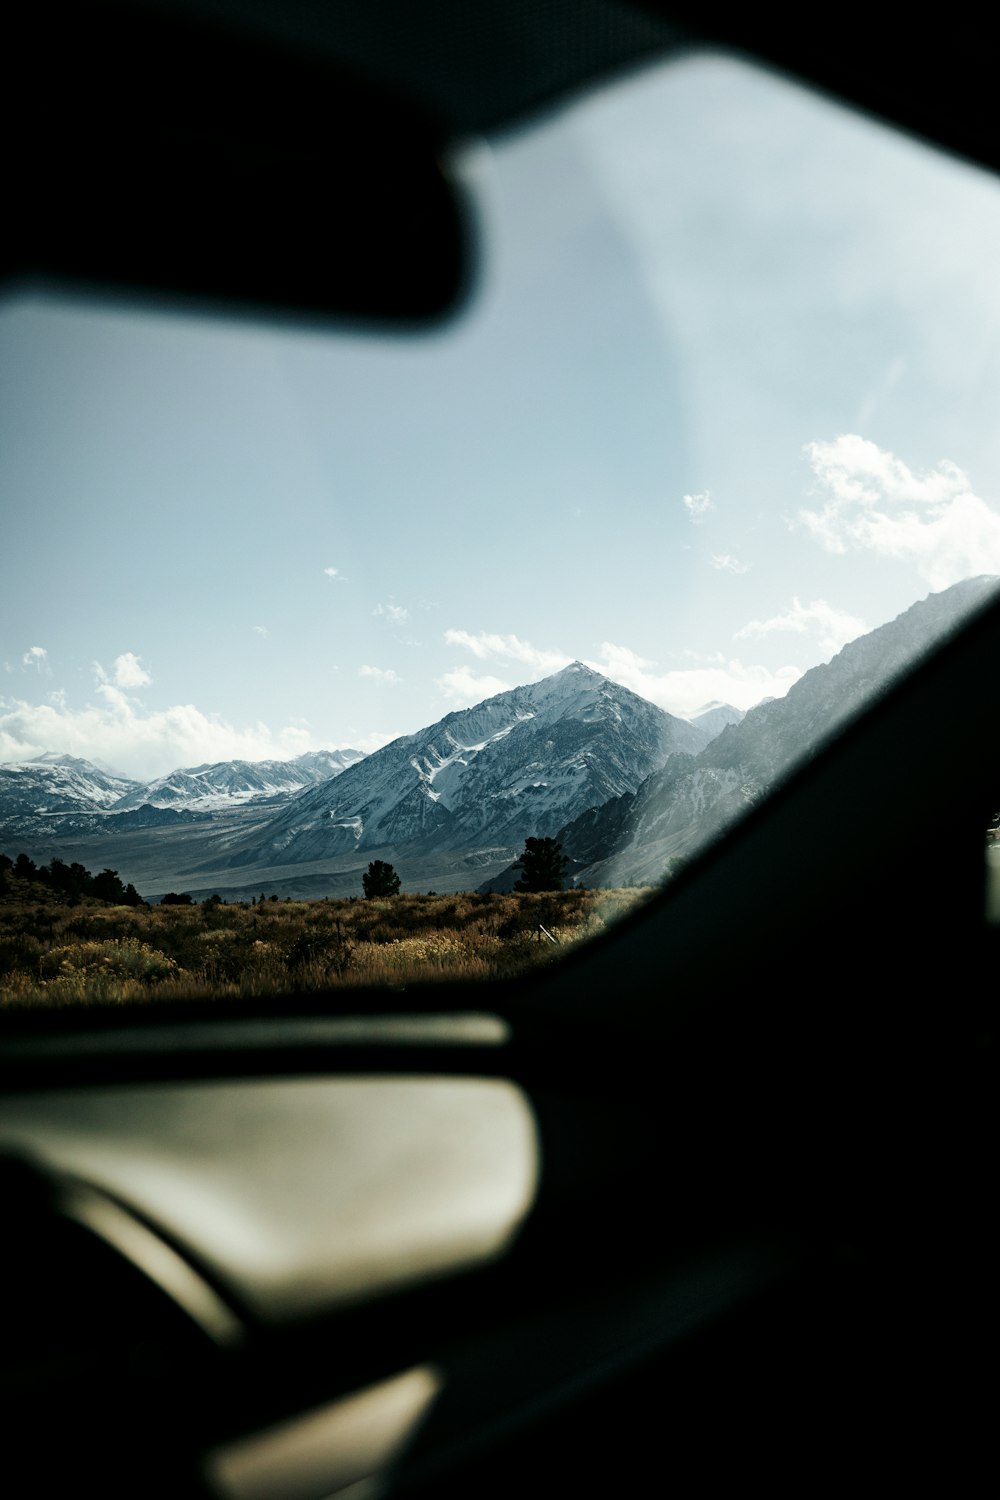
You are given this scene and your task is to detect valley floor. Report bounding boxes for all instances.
[4,808,523,901]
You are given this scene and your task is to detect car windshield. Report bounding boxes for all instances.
[4,51,1000,1003]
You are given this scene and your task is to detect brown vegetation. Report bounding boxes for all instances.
[0,884,653,1008]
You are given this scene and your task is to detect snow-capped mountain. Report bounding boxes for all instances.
[688,701,745,738]
[221,662,709,869]
[559,577,1000,886]
[0,755,141,824]
[0,749,364,842]
[110,749,365,812]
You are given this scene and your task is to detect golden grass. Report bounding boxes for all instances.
[0,887,655,1007]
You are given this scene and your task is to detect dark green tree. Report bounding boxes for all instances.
[513,836,570,893]
[42,858,76,897]
[92,867,127,903]
[362,860,401,898]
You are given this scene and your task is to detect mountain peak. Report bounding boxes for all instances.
[542,660,604,687]
[30,752,94,768]
[545,660,603,685]
[224,659,711,869]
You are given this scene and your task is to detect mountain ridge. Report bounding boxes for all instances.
[558,576,1000,886]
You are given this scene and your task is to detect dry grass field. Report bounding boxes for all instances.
[0,885,653,1007]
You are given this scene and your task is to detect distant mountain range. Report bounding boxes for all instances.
[2,578,995,898]
[112,749,364,813]
[0,749,364,840]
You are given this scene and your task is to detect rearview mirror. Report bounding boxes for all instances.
[4,5,470,325]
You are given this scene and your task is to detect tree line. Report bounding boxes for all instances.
[0,851,144,906]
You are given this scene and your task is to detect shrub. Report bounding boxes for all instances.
[0,933,45,978]
[41,938,179,983]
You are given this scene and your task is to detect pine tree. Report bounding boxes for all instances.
[92,868,127,903]
[362,860,401,898]
[513,837,570,893]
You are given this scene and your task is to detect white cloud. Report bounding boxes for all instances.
[443,629,569,678]
[806,434,967,509]
[92,654,151,692]
[584,642,799,718]
[445,630,726,709]
[351,729,401,755]
[441,628,794,719]
[436,667,513,706]
[22,646,48,671]
[358,665,400,685]
[0,694,317,782]
[591,642,656,680]
[683,491,714,522]
[374,602,409,624]
[112,652,152,689]
[323,566,345,580]
[734,598,869,657]
[709,554,750,574]
[252,625,269,637]
[440,629,565,704]
[800,434,1000,588]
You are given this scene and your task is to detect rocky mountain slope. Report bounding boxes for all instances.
[559,577,1000,886]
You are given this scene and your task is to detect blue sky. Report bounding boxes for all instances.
[5,53,1000,780]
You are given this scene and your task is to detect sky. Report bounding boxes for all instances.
[5,53,1000,781]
